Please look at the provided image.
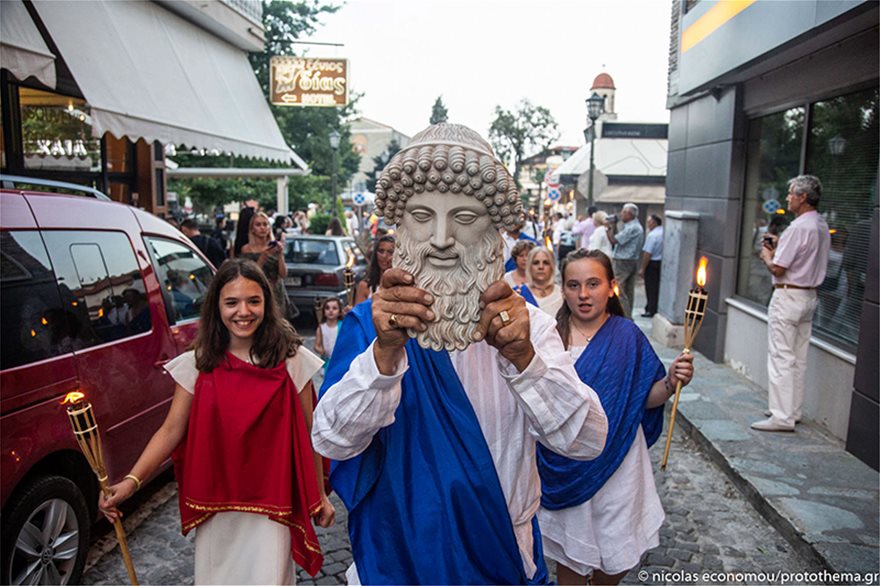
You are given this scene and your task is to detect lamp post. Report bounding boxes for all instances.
[329,129,341,218]
[583,92,605,210]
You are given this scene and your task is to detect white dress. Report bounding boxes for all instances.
[538,345,664,576]
[319,322,339,358]
[588,226,613,258]
[535,285,564,317]
[165,347,324,585]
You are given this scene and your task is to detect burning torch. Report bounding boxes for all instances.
[660,256,708,471]
[344,250,356,307]
[62,392,139,584]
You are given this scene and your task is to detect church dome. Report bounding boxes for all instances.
[591,72,615,90]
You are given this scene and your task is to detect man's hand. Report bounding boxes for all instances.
[668,351,695,387]
[372,268,434,374]
[473,281,534,372]
[312,493,336,528]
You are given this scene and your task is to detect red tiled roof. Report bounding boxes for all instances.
[591,73,615,90]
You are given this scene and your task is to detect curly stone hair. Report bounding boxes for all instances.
[374,123,524,230]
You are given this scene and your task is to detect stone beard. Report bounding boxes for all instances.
[394,226,503,351]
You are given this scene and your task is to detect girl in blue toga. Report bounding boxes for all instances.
[537,249,694,585]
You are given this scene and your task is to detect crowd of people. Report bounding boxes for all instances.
[96,123,719,586]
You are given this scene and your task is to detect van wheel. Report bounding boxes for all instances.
[1,475,89,585]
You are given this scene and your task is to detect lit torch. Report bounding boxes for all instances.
[660,256,709,470]
[62,392,139,584]
[344,250,356,307]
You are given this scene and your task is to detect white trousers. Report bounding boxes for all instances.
[766,288,818,428]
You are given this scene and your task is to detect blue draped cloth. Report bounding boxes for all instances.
[505,233,538,271]
[514,283,538,307]
[537,315,665,509]
[321,300,549,585]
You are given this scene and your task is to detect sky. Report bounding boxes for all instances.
[306,0,673,148]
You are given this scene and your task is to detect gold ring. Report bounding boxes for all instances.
[499,310,511,326]
[389,314,399,328]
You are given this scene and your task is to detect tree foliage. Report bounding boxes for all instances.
[365,139,401,192]
[430,96,449,124]
[488,99,559,188]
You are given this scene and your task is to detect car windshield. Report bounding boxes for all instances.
[285,239,340,265]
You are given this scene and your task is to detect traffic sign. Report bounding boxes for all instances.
[545,172,560,188]
[353,192,366,206]
[762,199,781,214]
[547,187,561,201]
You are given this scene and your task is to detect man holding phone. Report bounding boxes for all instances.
[752,175,830,432]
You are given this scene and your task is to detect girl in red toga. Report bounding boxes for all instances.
[100,258,334,584]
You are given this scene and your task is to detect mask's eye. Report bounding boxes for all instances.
[455,212,478,225]
[410,210,432,222]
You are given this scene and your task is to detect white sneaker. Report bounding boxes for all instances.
[763,410,801,423]
[751,418,795,432]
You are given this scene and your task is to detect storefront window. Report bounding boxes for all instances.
[737,107,804,306]
[19,87,101,172]
[806,87,878,345]
[738,87,878,348]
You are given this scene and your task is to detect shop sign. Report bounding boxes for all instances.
[270,56,348,107]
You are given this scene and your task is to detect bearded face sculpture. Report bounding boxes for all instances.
[374,123,524,351]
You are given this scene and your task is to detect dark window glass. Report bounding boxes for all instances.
[0,231,67,369]
[737,107,805,305]
[285,239,339,265]
[146,237,213,323]
[342,240,367,266]
[806,87,878,346]
[737,86,878,350]
[43,231,151,346]
[155,168,165,207]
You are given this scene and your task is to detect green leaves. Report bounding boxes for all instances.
[488,99,559,188]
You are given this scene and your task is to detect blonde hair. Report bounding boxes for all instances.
[525,246,556,285]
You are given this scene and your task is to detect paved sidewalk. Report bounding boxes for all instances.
[631,295,879,577]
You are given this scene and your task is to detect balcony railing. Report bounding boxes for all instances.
[221,0,262,25]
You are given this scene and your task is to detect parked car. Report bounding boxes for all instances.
[0,179,216,585]
[283,235,366,316]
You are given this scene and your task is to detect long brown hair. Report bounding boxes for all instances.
[194,258,302,371]
[367,234,395,292]
[555,249,625,349]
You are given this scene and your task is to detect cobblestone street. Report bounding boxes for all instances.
[84,420,818,585]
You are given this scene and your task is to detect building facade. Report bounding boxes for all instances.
[1,0,292,216]
[664,0,878,468]
[348,117,410,195]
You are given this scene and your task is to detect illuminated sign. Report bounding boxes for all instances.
[270,56,348,108]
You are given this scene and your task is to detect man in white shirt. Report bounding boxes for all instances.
[752,175,830,432]
[638,214,663,317]
[313,124,608,585]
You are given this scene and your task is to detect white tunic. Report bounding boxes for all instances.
[319,322,339,358]
[537,346,664,576]
[165,347,324,585]
[535,285,564,318]
[312,304,608,580]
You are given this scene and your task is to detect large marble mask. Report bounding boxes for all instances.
[374,123,524,351]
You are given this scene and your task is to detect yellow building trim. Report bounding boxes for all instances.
[682,0,757,53]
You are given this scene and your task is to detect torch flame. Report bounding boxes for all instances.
[544,236,553,250]
[696,257,708,287]
[613,284,620,297]
[345,250,355,269]
[61,391,86,405]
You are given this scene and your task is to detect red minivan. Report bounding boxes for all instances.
[0,179,215,584]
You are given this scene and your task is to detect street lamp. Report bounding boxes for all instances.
[329,129,341,218]
[583,92,605,209]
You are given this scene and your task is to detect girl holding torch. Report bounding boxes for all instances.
[99,259,334,584]
[536,249,693,586]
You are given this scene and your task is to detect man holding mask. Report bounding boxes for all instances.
[312,124,608,585]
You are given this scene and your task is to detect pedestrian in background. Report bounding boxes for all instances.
[538,249,693,586]
[752,175,830,432]
[588,210,613,257]
[573,205,599,251]
[606,203,645,318]
[315,297,343,375]
[639,214,663,318]
[99,259,334,584]
[504,239,537,288]
[239,211,296,321]
[212,216,230,256]
[326,217,345,236]
[527,246,563,317]
[180,219,226,268]
[354,234,395,305]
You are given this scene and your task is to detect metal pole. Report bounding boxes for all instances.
[331,147,338,218]
[587,129,596,210]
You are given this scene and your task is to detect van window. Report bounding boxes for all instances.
[43,231,151,347]
[145,237,212,323]
[0,231,68,370]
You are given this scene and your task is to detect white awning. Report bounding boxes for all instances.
[597,185,666,204]
[32,0,293,162]
[0,0,56,89]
